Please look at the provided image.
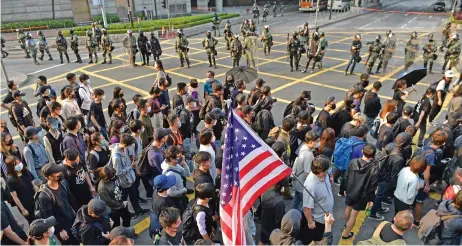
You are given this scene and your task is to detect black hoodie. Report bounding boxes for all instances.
[342,158,378,202]
[363,90,381,118]
[74,206,111,245]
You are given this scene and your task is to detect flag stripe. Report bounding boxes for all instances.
[240,159,285,197]
[239,148,271,175]
[240,150,280,186]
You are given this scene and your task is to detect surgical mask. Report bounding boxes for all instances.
[46,100,52,106]
[141,127,145,133]
[192,102,197,108]
[15,162,23,172]
[50,124,59,130]
[102,95,106,101]
[147,106,152,113]
[86,79,91,85]
[177,121,182,128]
[21,96,25,101]
[49,226,55,236]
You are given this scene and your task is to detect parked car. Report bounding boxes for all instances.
[434,1,446,11]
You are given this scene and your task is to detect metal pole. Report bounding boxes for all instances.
[314,0,320,27]
[153,0,158,19]
[1,59,10,83]
[167,0,171,35]
[101,0,108,28]
[329,0,334,20]
[127,0,133,28]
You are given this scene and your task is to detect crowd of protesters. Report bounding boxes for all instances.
[0,63,461,245]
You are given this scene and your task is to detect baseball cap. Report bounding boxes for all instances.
[372,81,383,90]
[109,226,136,241]
[324,96,335,105]
[212,83,223,91]
[153,128,169,141]
[445,70,455,78]
[25,126,42,139]
[403,106,413,115]
[47,117,59,125]
[211,108,225,117]
[39,85,51,95]
[29,216,56,238]
[153,174,176,190]
[88,198,111,217]
[41,163,65,177]
[12,90,26,98]
[185,96,198,104]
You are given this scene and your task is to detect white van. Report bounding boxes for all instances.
[327,0,354,11]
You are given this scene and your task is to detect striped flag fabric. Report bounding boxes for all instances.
[220,109,291,245]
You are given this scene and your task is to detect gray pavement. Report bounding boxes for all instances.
[0,0,457,244]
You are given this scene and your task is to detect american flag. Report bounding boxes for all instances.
[220,109,291,245]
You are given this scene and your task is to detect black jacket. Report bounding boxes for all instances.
[75,205,111,245]
[205,94,222,114]
[363,90,381,118]
[254,109,275,140]
[193,169,214,188]
[260,187,286,244]
[342,158,378,202]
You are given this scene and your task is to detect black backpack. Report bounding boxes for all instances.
[182,202,204,242]
[34,181,69,219]
[135,140,158,176]
[199,98,210,120]
[71,219,105,242]
[74,87,86,108]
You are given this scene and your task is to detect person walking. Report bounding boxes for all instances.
[345,34,362,76]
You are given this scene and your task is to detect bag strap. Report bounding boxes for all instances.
[440,214,462,221]
[373,221,390,237]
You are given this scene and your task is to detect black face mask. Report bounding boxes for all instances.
[71,162,79,168]
[119,93,124,98]
[331,104,336,110]
[5,139,14,146]
[57,174,64,181]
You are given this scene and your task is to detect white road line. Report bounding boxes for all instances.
[27,64,65,75]
[401,23,408,28]
[358,13,393,29]
[404,14,409,16]
[429,16,432,18]
[271,21,283,25]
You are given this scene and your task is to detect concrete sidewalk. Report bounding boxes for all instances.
[0,69,29,94]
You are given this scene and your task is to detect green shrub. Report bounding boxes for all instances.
[92,14,121,24]
[1,19,76,30]
[62,13,239,35]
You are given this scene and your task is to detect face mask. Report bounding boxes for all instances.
[49,226,55,236]
[100,141,106,147]
[6,139,14,146]
[15,162,23,172]
[192,102,197,108]
[141,127,145,133]
[86,79,91,85]
[177,121,182,128]
[331,104,336,110]
[102,95,106,101]
[147,106,152,113]
[21,96,25,101]
[46,100,52,106]
[71,162,79,168]
[50,124,59,130]
[56,110,62,115]
[119,93,124,98]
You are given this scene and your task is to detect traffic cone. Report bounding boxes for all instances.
[162,26,166,38]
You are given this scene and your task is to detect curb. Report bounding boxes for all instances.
[0,71,29,94]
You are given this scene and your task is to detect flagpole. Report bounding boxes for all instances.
[291,173,328,214]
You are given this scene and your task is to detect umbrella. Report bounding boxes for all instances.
[225,66,258,84]
[392,68,427,90]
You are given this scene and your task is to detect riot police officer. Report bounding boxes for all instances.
[26,33,39,65]
[249,19,256,35]
[404,31,419,71]
[150,32,162,62]
[86,30,98,64]
[17,28,30,58]
[241,19,250,35]
[365,35,382,74]
[123,29,138,67]
[376,30,396,74]
[288,31,301,72]
[441,22,452,51]
[203,31,218,68]
[138,30,150,66]
[92,22,102,51]
[272,1,278,17]
[263,2,270,22]
[442,33,461,72]
[224,20,233,50]
[317,32,328,69]
[56,30,70,64]
[212,13,222,37]
[69,29,82,64]
[423,33,437,74]
[37,30,53,61]
[230,34,242,67]
[243,30,256,68]
[345,34,362,75]
[175,30,190,68]
[300,22,310,47]
[261,25,273,56]
[252,3,260,24]
[101,29,113,64]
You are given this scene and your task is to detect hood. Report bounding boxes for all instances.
[270,209,301,245]
[395,132,412,149]
[109,143,126,156]
[351,158,374,173]
[437,200,462,217]
[76,205,98,224]
[351,136,365,144]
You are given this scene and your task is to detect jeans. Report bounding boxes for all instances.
[110,206,131,228]
[345,55,358,73]
[365,116,375,130]
[417,121,427,146]
[100,126,108,140]
[122,184,141,213]
[371,180,389,215]
[292,191,303,211]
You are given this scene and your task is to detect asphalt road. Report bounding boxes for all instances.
[1,0,456,244]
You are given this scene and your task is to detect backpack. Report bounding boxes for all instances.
[418,209,462,245]
[252,110,265,134]
[166,168,187,188]
[135,140,158,176]
[182,202,205,242]
[71,219,105,242]
[357,221,406,245]
[127,108,140,123]
[149,212,163,240]
[268,126,281,140]
[199,98,210,120]
[166,74,172,87]
[33,181,69,219]
[75,86,87,108]
[22,144,37,168]
[442,157,459,185]
[429,79,441,90]
[370,117,381,139]
[247,87,261,106]
[333,138,364,171]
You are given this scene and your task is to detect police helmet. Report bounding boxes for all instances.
[428,33,434,40]
[27,32,32,38]
[57,30,62,36]
[385,30,392,37]
[214,13,218,17]
[376,35,381,41]
[292,31,298,36]
[16,28,22,32]
[264,25,269,29]
[304,22,308,26]
[69,29,74,34]
[411,31,417,38]
[37,30,42,35]
[234,34,239,39]
[355,33,361,39]
[127,29,133,34]
[320,32,325,37]
[102,28,107,34]
[87,30,92,36]
[453,33,459,40]
[139,30,144,35]
[226,20,231,24]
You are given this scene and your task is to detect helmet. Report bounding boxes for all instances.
[264,25,269,29]
[244,19,249,23]
[16,28,22,32]
[127,29,133,34]
[70,29,74,34]
[226,20,230,24]
[453,33,460,40]
[102,28,107,34]
[320,32,325,37]
[355,33,361,39]
[37,30,43,35]
[385,30,392,36]
[234,34,239,39]
[411,31,417,38]
[250,19,254,24]
[292,31,298,36]
[313,32,319,39]
[206,30,212,36]
[151,32,155,36]
[304,22,308,26]
[139,30,144,35]
[376,35,381,41]
[176,30,182,35]
[27,32,32,38]
[428,33,434,40]
[57,30,62,36]
[214,13,218,17]
[87,30,92,36]
[315,27,319,31]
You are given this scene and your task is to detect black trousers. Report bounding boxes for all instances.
[110,206,132,228]
[428,103,442,123]
[135,174,154,199]
[122,184,141,213]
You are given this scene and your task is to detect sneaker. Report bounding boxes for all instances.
[337,192,345,197]
[382,200,392,206]
[341,232,355,240]
[135,208,151,217]
[138,198,147,204]
[369,214,385,220]
[187,189,195,194]
[376,207,390,213]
